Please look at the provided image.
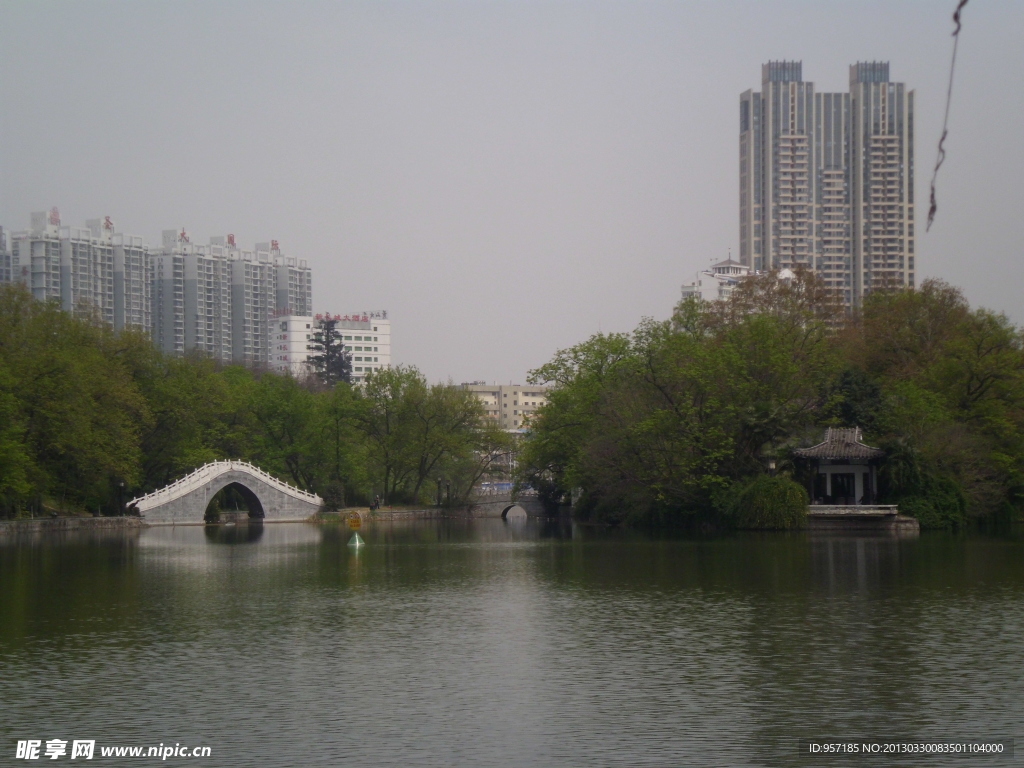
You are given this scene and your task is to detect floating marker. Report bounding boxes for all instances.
[348,532,364,549]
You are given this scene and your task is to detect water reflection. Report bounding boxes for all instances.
[2,521,1023,767]
[203,521,265,545]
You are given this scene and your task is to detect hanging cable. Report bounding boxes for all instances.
[927,0,969,231]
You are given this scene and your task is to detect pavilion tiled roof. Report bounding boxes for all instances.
[793,427,884,460]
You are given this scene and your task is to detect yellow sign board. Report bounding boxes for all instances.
[346,512,362,530]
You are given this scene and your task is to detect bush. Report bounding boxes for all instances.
[899,478,967,529]
[321,481,346,512]
[717,474,809,530]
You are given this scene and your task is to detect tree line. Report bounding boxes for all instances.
[518,273,1024,528]
[0,284,510,518]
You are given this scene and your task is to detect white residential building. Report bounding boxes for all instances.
[680,258,752,302]
[462,382,548,431]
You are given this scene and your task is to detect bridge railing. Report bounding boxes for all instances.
[128,460,321,509]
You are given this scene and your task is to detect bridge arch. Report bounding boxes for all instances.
[204,481,266,522]
[501,504,528,520]
[128,461,323,525]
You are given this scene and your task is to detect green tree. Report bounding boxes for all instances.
[0,284,147,515]
[307,316,352,386]
[358,366,420,502]
[407,382,486,503]
[520,271,841,524]
[313,382,368,508]
[247,372,319,490]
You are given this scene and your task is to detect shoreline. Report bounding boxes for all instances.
[0,509,922,534]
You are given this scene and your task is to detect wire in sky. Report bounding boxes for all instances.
[927,0,969,232]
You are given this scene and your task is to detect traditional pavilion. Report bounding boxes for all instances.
[793,427,884,506]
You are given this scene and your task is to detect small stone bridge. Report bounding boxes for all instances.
[127,461,323,524]
[467,492,548,519]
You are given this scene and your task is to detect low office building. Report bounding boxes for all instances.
[338,311,390,383]
[271,310,391,382]
[462,382,548,430]
[270,314,315,376]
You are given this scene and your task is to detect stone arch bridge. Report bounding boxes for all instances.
[467,493,548,519]
[127,461,323,524]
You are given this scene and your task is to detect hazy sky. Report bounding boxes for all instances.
[2,1,1021,384]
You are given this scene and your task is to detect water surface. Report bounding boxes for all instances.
[1,520,1022,766]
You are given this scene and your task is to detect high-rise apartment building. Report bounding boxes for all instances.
[270,245,313,318]
[219,237,274,365]
[0,227,10,284]
[740,61,914,307]
[9,210,150,329]
[150,232,313,366]
[152,230,232,362]
[2,211,315,366]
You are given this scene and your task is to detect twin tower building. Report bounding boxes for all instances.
[740,61,915,308]
[0,210,312,367]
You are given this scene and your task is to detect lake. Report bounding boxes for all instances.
[1,519,1022,766]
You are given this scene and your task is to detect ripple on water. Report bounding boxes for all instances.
[2,523,1023,767]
